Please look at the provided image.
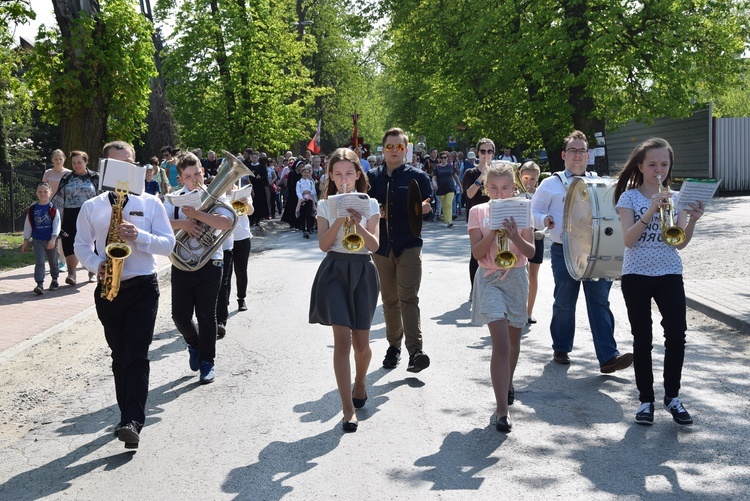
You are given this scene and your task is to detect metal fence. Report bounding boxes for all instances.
[714,117,750,192]
[0,161,47,233]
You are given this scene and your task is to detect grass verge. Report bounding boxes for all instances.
[0,233,37,271]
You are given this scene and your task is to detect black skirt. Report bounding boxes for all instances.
[309,252,380,330]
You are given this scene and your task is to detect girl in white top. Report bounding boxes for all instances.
[308,148,380,433]
[42,149,71,271]
[468,162,535,433]
[614,137,704,427]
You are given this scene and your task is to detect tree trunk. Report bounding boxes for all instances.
[53,0,107,169]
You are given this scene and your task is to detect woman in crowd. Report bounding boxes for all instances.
[42,149,71,272]
[51,150,98,285]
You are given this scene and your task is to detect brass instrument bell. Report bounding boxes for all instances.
[657,175,686,246]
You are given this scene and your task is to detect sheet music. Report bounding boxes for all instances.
[231,185,252,201]
[674,179,721,211]
[98,158,145,196]
[165,189,202,207]
[327,193,372,218]
[489,198,531,230]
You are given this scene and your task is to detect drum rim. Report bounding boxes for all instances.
[563,177,603,280]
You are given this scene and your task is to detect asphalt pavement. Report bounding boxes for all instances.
[0,196,749,500]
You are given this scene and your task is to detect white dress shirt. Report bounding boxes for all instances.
[74,192,175,280]
[296,178,317,201]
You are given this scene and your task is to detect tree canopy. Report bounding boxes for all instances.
[381,0,750,168]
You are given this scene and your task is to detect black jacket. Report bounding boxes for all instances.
[367,164,432,257]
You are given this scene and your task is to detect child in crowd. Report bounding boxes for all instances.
[518,161,542,325]
[468,162,535,433]
[296,165,318,239]
[22,182,61,294]
[309,148,380,432]
[614,137,704,426]
[42,149,71,273]
[144,159,161,197]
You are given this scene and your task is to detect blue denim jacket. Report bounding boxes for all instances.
[367,164,433,258]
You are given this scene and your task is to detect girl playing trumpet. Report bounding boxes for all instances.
[309,148,380,432]
[614,137,704,426]
[468,162,535,433]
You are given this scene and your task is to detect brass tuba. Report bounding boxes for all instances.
[170,151,252,271]
[495,230,518,269]
[101,181,132,301]
[657,175,686,246]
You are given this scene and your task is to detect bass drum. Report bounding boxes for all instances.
[563,177,624,280]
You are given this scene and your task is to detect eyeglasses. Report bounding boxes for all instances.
[440,156,448,159]
[479,149,494,155]
[384,143,406,152]
[565,148,588,155]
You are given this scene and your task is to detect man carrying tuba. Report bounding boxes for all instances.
[74,141,175,450]
[164,152,235,386]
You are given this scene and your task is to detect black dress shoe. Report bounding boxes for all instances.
[118,422,140,449]
[238,299,248,312]
[114,422,124,437]
[352,393,368,409]
[553,351,571,364]
[342,420,358,433]
[600,353,634,373]
[508,386,515,406]
[495,416,512,433]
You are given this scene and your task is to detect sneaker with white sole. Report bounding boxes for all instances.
[664,396,693,425]
[635,402,654,425]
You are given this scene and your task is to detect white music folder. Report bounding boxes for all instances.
[98,158,146,195]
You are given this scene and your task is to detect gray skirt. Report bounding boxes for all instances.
[471,266,528,328]
[309,252,380,330]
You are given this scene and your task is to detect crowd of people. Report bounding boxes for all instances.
[19,128,705,446]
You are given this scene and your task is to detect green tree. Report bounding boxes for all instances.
[158,0,320,153]
[382,0,750,170]
[26,0,156,167]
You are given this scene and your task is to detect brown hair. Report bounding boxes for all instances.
[381,127,409,147]
[149,156,160,167]
[476,138,495,152]
[613,137,674,204]
[102,141,135,159]
[562,130,588,150]
[519,160,541,177]
[323,148,369,198]
[175,152,201,174]
[69,150,89,166]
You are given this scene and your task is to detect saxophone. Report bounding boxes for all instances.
[100,182,133,301]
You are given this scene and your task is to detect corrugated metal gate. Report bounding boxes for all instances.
[714,117,750,192]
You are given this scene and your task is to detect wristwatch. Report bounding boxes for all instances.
[474,180,483,188]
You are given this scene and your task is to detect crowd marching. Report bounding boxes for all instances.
[19,127,705,448]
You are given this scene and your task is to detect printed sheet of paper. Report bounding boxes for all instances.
[231,185,253,201]
[165,189,202,207]
[489,198,531,230]
[674,179,721,211]
[327,193,372,218]
[98,158,145,196]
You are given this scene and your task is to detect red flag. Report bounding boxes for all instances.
[352,112,359,151]
[307,119,321,154]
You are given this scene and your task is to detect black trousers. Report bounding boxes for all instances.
[300,199,315,233]
[95,275,159,430]
[171,262,222,363]
[469,254,479,293]
[217,249,234,326]
[621,274,687,403]
[233,238,251,300]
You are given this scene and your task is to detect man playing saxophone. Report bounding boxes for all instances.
[74,141,175,449]
[163,152,234,385]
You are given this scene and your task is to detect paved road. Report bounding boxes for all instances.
[0,197,749,500]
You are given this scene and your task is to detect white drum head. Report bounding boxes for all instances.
[563,177,623,280]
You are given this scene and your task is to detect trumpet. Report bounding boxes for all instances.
[231,200,250,216]
[342,218,365,252]
[657,175,686,246]
[340,184,365,252]
[495,230,517,269]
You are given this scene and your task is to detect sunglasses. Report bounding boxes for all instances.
[384,143,406,152]
[479,149,494,155]
[440,155,448,159]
